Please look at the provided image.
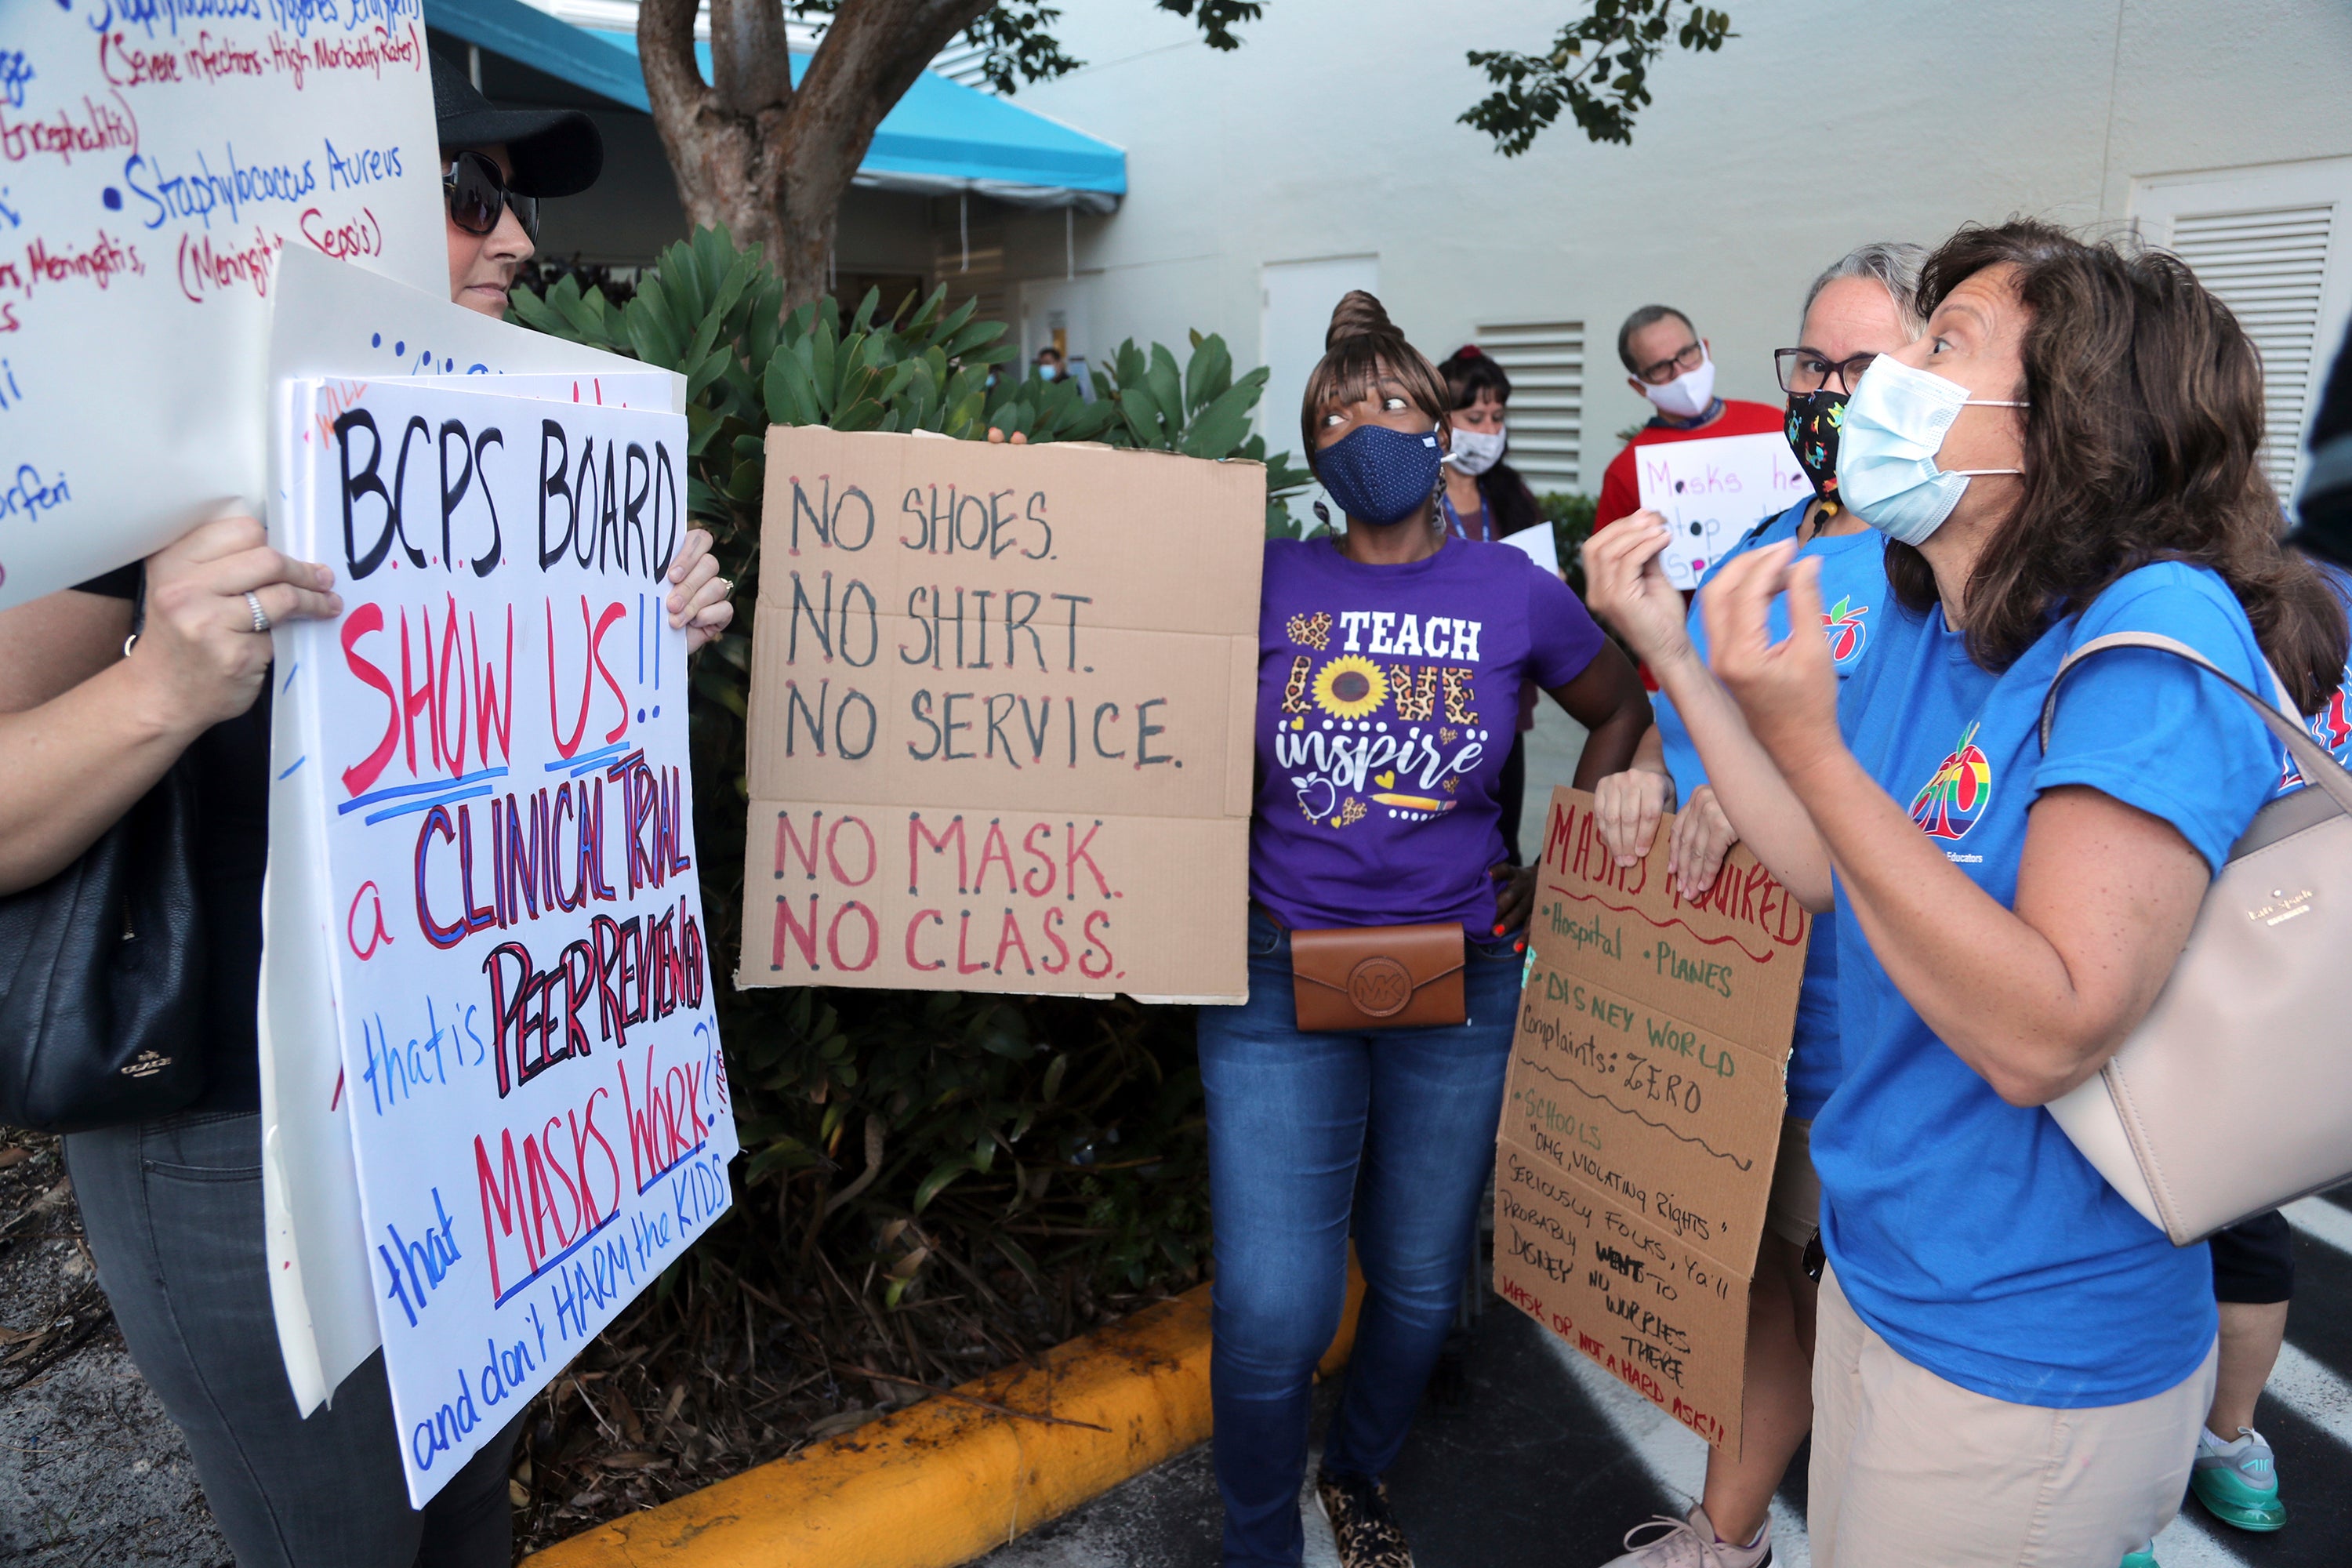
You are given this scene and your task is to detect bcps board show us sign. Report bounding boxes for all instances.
[274,376,736,1504]
[0,0,445,608]
[739,427,1265,1002]
[1494,787,1809,1455]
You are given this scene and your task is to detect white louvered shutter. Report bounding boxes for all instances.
[1473,321,1584,496]
[2136,160,2352,505]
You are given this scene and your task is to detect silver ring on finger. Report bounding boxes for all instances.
[243,590,271,633]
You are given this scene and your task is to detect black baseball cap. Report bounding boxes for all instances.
[430,49,603,198]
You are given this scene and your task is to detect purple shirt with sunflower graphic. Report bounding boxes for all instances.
[1250,533,1606,934]
[1817,561,2278,1410]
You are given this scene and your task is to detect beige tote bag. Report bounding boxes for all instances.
[2038,630,2352,1245]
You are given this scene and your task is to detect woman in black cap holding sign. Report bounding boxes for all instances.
[0,52,730,1566]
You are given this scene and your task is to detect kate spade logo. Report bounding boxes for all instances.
[2248,887,2315,927]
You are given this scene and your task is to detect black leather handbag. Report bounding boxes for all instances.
[0,761,209,1132]
[1,575,209,1136]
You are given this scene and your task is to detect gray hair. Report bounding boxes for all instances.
[1799,242,1929,339]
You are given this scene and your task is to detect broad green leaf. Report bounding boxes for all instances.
[1119,384,1165,448]
[1145,345,1185,437]
[685,346,732,402]
[1185,334,1232,413]
[940,318,1009,361]
[1178,368,1268,459]
[913,1155,975,1214]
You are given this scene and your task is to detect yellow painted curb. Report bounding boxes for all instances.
[530,1260,1363,1568]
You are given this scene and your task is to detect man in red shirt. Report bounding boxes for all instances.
[1592,304,1784,531]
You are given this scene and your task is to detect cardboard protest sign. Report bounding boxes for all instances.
[1634,432,1810,589]
[738,428,1263,1003]
[0,2,446,609]
[260,252,679,1417]
[271,375,735,1503]
[1493,786,1809,1453]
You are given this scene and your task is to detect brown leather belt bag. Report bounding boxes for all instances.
[1290,922,1467,1032]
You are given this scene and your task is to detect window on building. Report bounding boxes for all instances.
[1474,321,1585,496]
[2134,158,2352,505]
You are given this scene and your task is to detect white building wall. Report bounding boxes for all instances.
[1000,0,2352,488]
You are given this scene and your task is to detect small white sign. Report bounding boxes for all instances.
[1633,432,1810,589]
[1501,521,1560,577]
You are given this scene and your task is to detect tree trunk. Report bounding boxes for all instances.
[639,0,996,311]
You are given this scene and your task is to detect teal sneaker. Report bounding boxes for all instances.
[2192,1425,2286,1531]
[2118,1546,2158,1568]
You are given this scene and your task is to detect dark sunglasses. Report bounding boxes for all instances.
[443,151,539,241]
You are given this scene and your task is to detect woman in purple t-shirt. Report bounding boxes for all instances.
[1201,292,1647,1568]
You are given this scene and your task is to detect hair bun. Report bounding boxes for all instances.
[1454,344,1483,359]
[1325,289,1399,349]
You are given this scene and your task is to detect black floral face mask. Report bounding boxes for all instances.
[1784,388,1847,501]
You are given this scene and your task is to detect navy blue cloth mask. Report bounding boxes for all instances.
[1316,423,1443,526]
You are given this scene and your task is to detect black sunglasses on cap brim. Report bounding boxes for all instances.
[444,151,539,242]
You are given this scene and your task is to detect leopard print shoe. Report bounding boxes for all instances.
[1315,1467,1414,1568]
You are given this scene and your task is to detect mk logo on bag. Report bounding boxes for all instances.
[118,1050,174,1080]
[1346,956,1414,1017]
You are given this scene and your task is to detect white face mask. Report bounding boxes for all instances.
[1444,424,1506,477]
[1038,363,1060,381]
[1835,354,2027,546]
[1642,346,1716,420]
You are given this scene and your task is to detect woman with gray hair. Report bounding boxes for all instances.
[1583,241,1926,1568]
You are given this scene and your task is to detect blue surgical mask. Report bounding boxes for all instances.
[1038,363,1060,381]
[1836,354,2027,546]
[1316,422,1443,526]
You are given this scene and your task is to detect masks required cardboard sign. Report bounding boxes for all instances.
[738,428,1263,1002]
[272,376,736,1504]
[1493,787,1809,1453]
[1633,432,1810,589]
[0,2,445,609]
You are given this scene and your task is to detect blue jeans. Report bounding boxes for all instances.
[1197,910,1520,1567]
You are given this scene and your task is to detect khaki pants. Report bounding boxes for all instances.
[1809,1267,2216,1567]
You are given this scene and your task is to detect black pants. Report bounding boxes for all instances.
[2210,1210,2295,1305]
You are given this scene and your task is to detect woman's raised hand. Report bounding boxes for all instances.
[135,514,341,730]
[1580,510,1695,670]
[665,528,735,654]
[1593,766,1673,868]
[1698,540,1842,778]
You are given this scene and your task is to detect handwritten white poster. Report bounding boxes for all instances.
[0,0,443,610]
[274,374,736,1503]
[1632,432,1810,590]
[260,249,680,1419]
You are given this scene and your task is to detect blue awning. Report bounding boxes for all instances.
[423,0,1126,211]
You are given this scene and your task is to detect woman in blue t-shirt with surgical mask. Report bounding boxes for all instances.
[1584,220,2346,1566]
